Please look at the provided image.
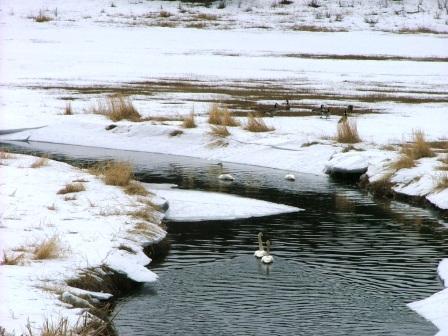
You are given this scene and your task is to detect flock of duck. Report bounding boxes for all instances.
[254,232,274,264]
[268,101,354,122]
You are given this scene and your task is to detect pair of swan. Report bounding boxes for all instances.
[254,232,274,264]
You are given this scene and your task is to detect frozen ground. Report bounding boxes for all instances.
[1,0,447,334]
[409,259,448,336]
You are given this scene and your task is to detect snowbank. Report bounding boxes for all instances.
[150,185,302,222]
[408,259,448,336]
[0,153,166,335]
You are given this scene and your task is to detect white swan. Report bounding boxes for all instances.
[254,232,267,258]
[284,174,295,181]
[218,173,235,181]
[261,240,274,264]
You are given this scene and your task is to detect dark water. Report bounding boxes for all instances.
[2,141,447,336]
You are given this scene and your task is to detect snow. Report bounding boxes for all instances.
[408,258,448,336]
[150,185,302,222]
[0,153,166,334]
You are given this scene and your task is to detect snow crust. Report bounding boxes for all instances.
[408,259,448,336]
[150,185,302,222]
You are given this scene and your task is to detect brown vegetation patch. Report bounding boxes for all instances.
[124,181,149,196]
[435,173,448,191]
[33,10,53,22]
[291,25,347,32]
[30,156,49,168]
[90,161,133,187]
[244,114,274,132]
[195,13,218,20]
[336,120,361,143]
[209,125,230,138]
[1,251,25,265]
[182,112,197,128]
[57,182,85,194]
[397,27,447,35]
[401,130,434,160]
[389,154,416,170]
[91,95,141,122]
[33,236,63,260]
[128,206,158,223]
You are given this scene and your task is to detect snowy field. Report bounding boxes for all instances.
[1,0,448,334]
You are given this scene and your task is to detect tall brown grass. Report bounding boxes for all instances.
[182,112,197,128]
[389,154,416,170]
[64,102,73,115]
[336,119,361,143]
[209,125,230,138]
[91,95,141,122]
[244,113,274,132]
[33,236,62,260]
[90,161,133,186]
[57,183,85,194]
[124,181,149,196]
[208,104,240,126]
[401,130,434,160]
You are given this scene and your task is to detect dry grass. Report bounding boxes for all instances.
[186,22,206,29]
[159,10,171,18]
[389,154,416,170]
[64,195,77,201]
[336,119,361,143]
[90,161,133,187]
[244,113,275,132]
[398,27,445,34]
[91,95,141,122]
[195,13,218,20]
[368,173,395,198]
[124,181,148,196]
[291,24,347,32]
[207,104,240,126]
[33,236,63,260]
[401,130,434,160]
[64,102,73,115]
[128,205,157,223]
[182,112,197,128]
[33,10,53,22]
[30,156,49,168]
[435,173,448,191]
[1,251,25,265]
[57,182,85,195]
[0,150,14,160]
[209,125,230,138]
[118,244,136,254]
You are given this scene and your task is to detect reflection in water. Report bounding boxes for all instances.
[1,141,447,336]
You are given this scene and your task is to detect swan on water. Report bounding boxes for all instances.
[254,232,267,258]
[284,174,295,181]
[261,240,274,264]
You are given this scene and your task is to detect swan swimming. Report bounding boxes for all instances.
[284,174,295,181]
[261,240,274,264]
[218,173,235,181]
[254,232,267,258]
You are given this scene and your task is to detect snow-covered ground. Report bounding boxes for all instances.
[409,259,448,336]
[1,0,447,334]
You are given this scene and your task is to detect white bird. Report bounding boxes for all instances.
[284,174,295,181]
[218,173,235,181]
[254,232,267,258]
[261,240,274,264]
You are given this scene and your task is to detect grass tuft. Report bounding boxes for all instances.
[33,236,63,260]
[124,181,149,196]
[336,119,361,143]
[209,125,230,138]
[389,154,416,170]
[182,112,197,128]
[34,10,53,22]
[1,251,25,265]
[401,130,434,160]
[30,156,49,168]
[207,104,240,126]
[91,95,141,122]
[90,161,133,187]
[244,113,274,132]
[57,183,85,195]
[435,173,448,192]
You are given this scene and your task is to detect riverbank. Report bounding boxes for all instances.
[0,152,167,335]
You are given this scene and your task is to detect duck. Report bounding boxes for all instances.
[261,240,274,264]
[283,99,290,111]
[254,232,267,258]
[312,104,330,119]
[284,173,295,181]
